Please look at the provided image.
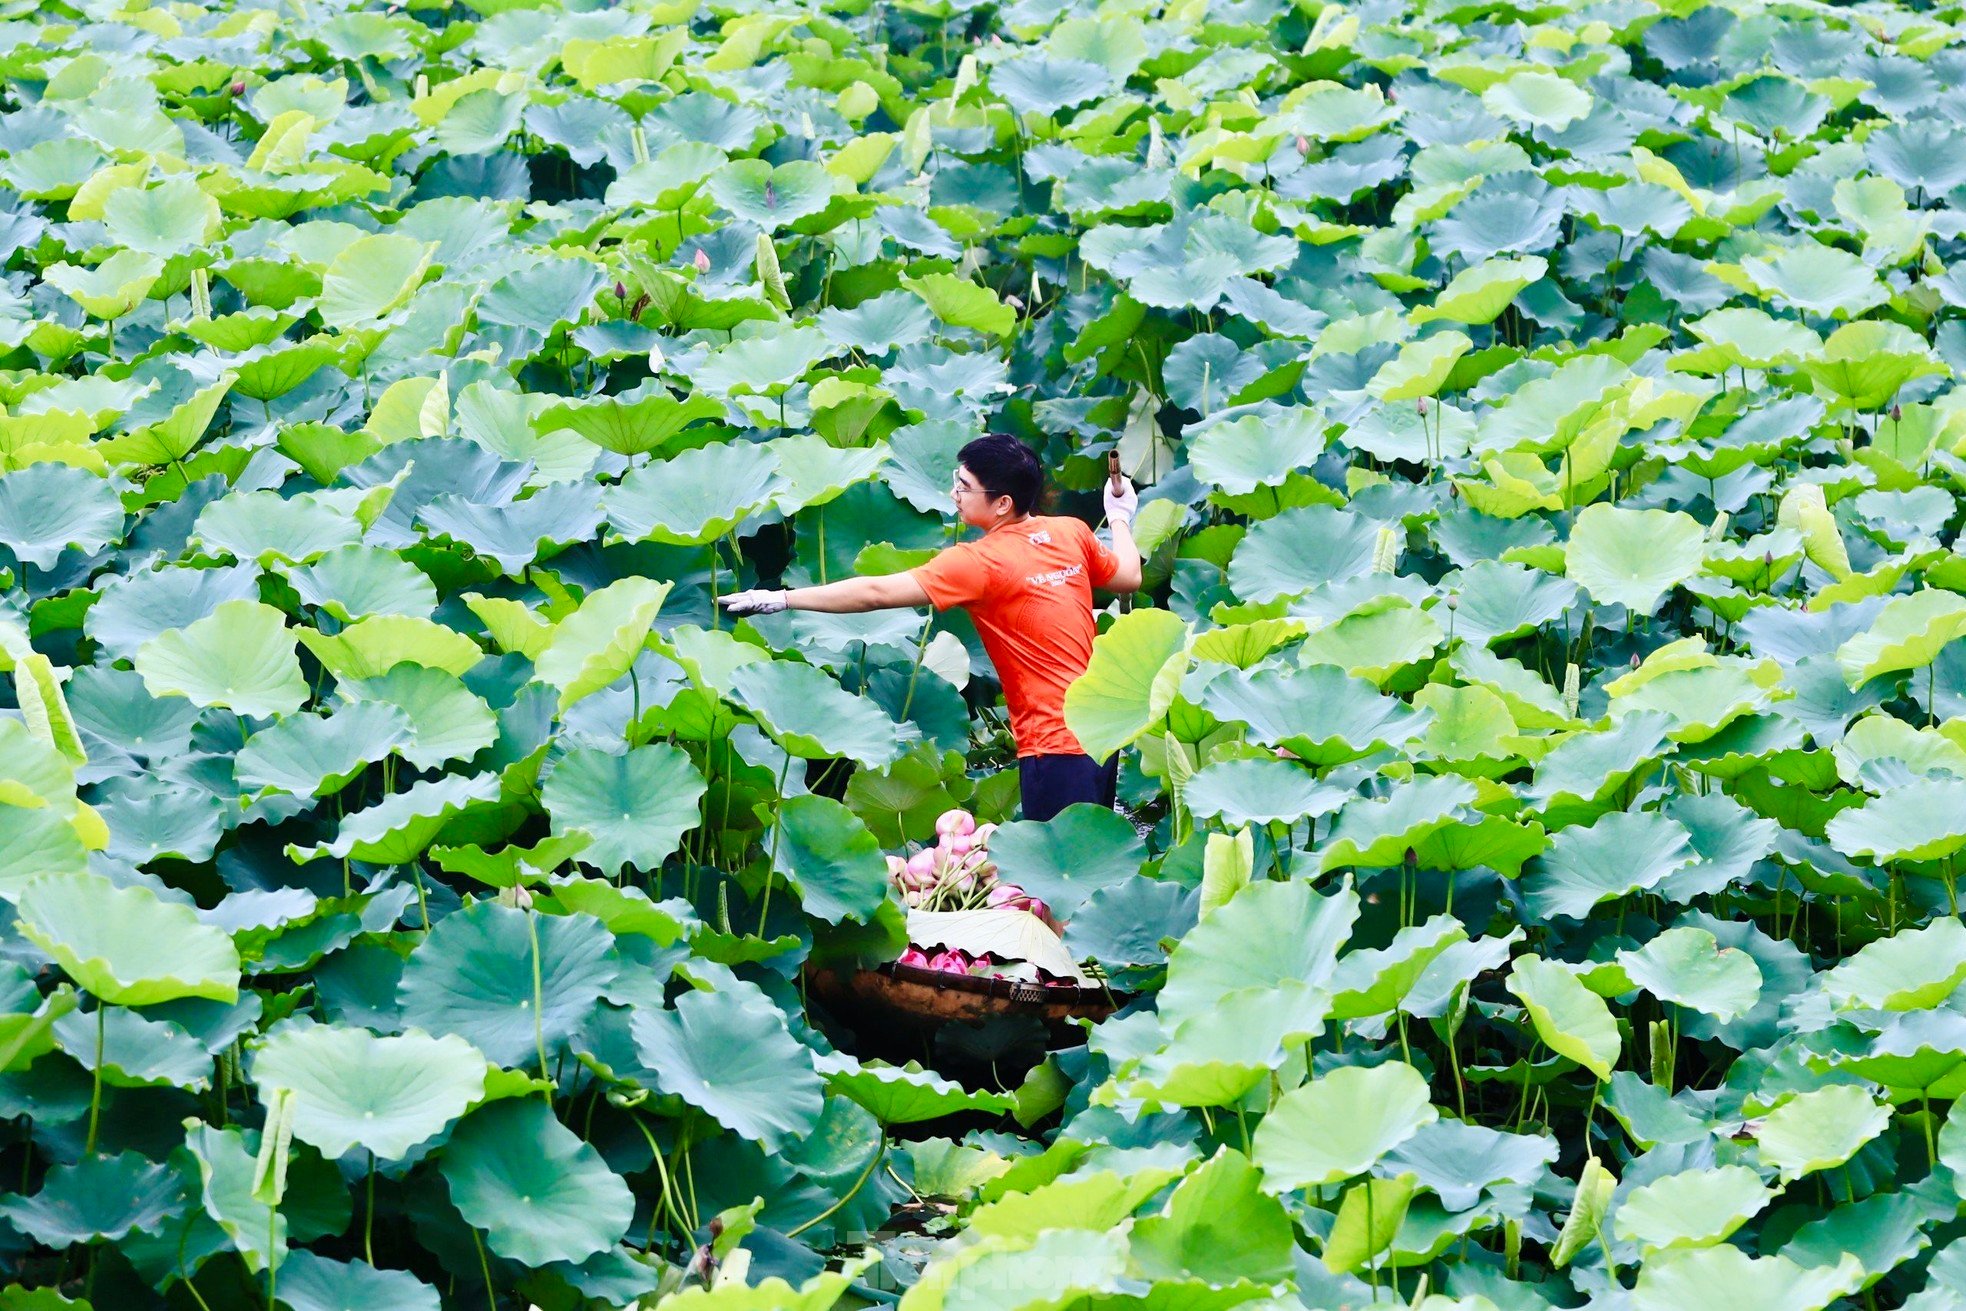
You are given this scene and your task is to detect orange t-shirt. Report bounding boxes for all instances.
[911,515,1119,758]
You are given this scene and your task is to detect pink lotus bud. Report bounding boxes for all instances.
[1891,404,1903,421]
[897,946,931,968]
[1417,396,1430,415]
[230,81,245,96]
[935,809,976,839]
[1295,135,1310,156]
[972,823,996,845]
[946,833,975,858]
[886,854,908,876]
[692,249,711,273]
[613,281,627,301]
[1027,897,1051,923]
[927,949,970,974]
[906,849,937,878]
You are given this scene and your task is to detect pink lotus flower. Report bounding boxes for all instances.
[897,946,931,968]
[692,249,711,273]
[935,809,976,839]
[905,849,937,878]
[926,949,971,974]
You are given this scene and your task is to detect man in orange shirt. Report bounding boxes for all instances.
[719,434,1143,820]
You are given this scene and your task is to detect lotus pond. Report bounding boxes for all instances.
[8,0,1966,1306]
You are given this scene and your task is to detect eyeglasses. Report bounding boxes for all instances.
[951,477,982,499]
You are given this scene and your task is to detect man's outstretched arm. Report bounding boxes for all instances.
[1103,479,1144,594]
[720,571,931,616]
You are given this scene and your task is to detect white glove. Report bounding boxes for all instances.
[1103,478,1138,527]
[718,589,788,616]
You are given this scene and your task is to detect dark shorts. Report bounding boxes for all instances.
[1018,752,1119,823]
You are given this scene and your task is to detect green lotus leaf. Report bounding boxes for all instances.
[603,441,783,546]
[1413,256,1547,326]
[1367,330,1472,402]
[651,1270,861,1311]
[1755,1085,1890,1182]
[1298,600,1444,685]
[534,576,672,712]
[1252,1062,1437,1191]
[707,159,836,229]
[283,545,439,622]
[1328,915,1470,1021]
[1323,1174,1417,1276]
[1800,320,1948,412]
[1522,810,1694,920]
[1131,1148,1294,1285]
[400,901,617,1068]
[286,773,501,865]
[818,1054,1015,1124]
[416,485,605,576]
[1726,244,1887,319]
[1228,505,1379,603]
[0,464,123,569]
[1613,1164,1774,1254]
[542,744,705,875]
[1629,1247,1863,1311]
[1158,878,1357,1027]
[251,1021,490,1161]
[1062,607,1189,763]
[442,836,597,892]
[1825,779,1966,864]
[989,805,1149,918]
[1835,589,1966,687]
[442,1098,632,1268]
[1320,775,1476,870]
[101,174,220,258]
[902,272,1017,339]
[1551,1154,1616,1269]
[193,489,366,565]
[1564,503,1707,615]
[274,1252,441,1311]
[1481,71,1593,129]
[1200,664,1432,767]
[338,666,498,770]
[317,233,433,329]
[1383,1119,1558,1214]
[44,250,163,320]
[1182,757,1349,828]
[1820,916,1966,1011]
[1185,406,1326,496]
[16,873,240,1006]
[629,984,824,1151]
[772,794,890,923]
[1506,956,1618,1081]
[96,373,235,468]
[134,599,308,720]
[992,54,1112,118]
[298,616,483,681]
[536,386,725,459]
[769,434,889,515]
[728,659,917,767]
[53,1002,211,1090]
[693,326,832,397]
[1617,926,1761,1021]
[0,1152,180,1246]
[1677,307,1820,373]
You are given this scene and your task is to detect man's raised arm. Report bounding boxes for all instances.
[719,571,931,616]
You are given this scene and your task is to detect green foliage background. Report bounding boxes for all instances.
[3,0,1966,1307]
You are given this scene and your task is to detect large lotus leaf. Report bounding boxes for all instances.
[1185,406,1326,496]
[1564,504,1706,614]
[1754,1085,1890,1182]
[1482,71,1593,129]
[1522,810,1694,919]
[55,1004,210,1090]
[135,599,308,720]
[283,546,439,622]
[317,233,433,328]
[902,272,1017,339]
[770,434,889,515]
[988,805,1148,918]
[0,1151,180,1246]
[1617,927,1761,1021]
[1131,1148,1295,1286]
[1320,775,1476,870]
[1819,916,1966,1011]
[773,794,889,923]
[1323,1174,1417,1276]
[442,1098,632,1268]
[1299,601,1444,686]
[604,441,783,545]
[417,485,605,576]
[298,616,484,681]
[707,158,836,229]
[1413,256,1547,326]
[534,576,671,712]
[1613,1164,1774,1254]
[1252,1062,1437,1191]
[1182,757,1349,828]
[1199,664,1431,767]
[45,249,163,319]
[1158,878,1358,1025]
[1506,956,1618,1081]
[0,464,124,568]
[1367,330,1471,403]
[1728,244,1887,318]
[630,983,823,1150]
[1062,607,1189,763]
[542,744,705,875]
[537,386,726,459]
[16,873,240,1005]
[251,1022,489,1161]
[1327,915,1470,1021]
[399,900,617,1068]
[1678,308,1820,372]
[339,666,497,770]
[728,660,917,767]
[1122,982,1330,1109]
[1629,1247,1863,1311]
[194,490,367,565]
[1383,1120,1558,1213]
[274,1252,441,1311]
[1522,711,1674,815]
[817,1053,1014,1124]
[1228,505,1379,603]
[1449,561,1580,647]
[1800,320,1947,412]
[1836,589,1966,687]
[1825,779,1966,864]
[287,773,501,865]
[235,702,412,799]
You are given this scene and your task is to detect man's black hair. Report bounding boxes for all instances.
[957,433,1043,514]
